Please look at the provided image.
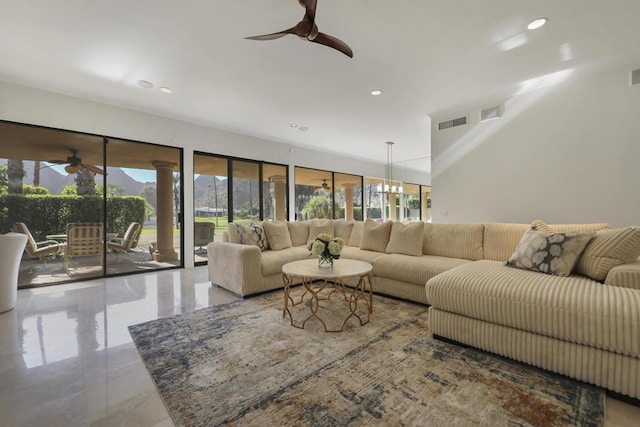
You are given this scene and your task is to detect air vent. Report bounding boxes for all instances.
[480,106,502,122]
[438,116,467,131]
[631,69,640,86]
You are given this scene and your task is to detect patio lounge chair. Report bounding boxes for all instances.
[194,222,215,252]
[107,222,142,260]
[12,222,61,264]
[64,223,104,273]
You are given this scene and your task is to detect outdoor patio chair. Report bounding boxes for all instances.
[64,223,104,273]
[12,222,61,264]
[107,222,142,260]
[194,222,215,252]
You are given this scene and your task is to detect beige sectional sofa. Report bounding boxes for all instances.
[208,219,640,399]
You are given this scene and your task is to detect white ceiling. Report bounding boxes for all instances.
[1,1,639,175]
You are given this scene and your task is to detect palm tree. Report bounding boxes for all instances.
[301,195,332,219]
[7,159,25,194]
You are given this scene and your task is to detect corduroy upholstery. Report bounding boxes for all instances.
[209,219,640,399]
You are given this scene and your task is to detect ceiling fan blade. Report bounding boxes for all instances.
[311,32,353,58]
[47,159,67,164]
[81,164,105,175]
[245,31,290,41]
[302,0,317,25]
[64,164,80,174]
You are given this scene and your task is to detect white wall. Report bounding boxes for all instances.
[430,63,640,228]
[0,80,428,266]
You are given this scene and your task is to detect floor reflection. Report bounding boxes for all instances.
[0,266,238,426]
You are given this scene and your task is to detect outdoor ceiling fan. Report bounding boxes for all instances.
[245,0,353,58]
[314,179,331,192]
[48,149,105,175]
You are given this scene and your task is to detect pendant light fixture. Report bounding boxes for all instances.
[377,141,404,194]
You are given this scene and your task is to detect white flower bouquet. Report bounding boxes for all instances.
[307,233,344,267]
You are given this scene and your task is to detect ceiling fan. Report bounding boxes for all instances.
[314,179,331,192]
[245,0,353,58]
[48,149,105,175]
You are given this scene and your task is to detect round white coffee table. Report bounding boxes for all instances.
[282,258,373,332]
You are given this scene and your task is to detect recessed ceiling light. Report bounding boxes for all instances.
[137,80,154,89]
[290,124,298,128]
[160,87,172,93]
[527,18,548,30]
[371,90,382,96]
[299,126,309,131]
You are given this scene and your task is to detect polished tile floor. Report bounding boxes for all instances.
[1,266,638,426]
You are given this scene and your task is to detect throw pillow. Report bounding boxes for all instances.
[262,220,292,251]
[237,221,269,251]
[309,219,334,242]
[334,220,355,242]
[360,220,393,253]
[574,226,640,281]
[386,221,425,256]
[505,229,594,276]
[287,221,310,246]
[531,219,552,232]
[348,221,364,247]
[227,222,241,244]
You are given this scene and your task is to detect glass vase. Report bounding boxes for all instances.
[318,256,333,269]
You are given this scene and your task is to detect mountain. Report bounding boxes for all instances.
[0,160,150,195]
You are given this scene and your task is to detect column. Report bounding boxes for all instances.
[342,183,356,220]
[388,193,397,221]
[422,187,431,221]
[270,175,287,221]
[152,161,179,262]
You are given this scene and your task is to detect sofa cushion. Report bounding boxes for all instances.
[483,222,610,262]
[425,260,638,358]
[360,220,392,252]
[505,229,594,276]
[309,219,334,242]
[348,221,364,247]
[262,220,292,251]
[334,220,355,243]
[423,223,484,261]
[237,221,269,251]
[574,227,640,281]
[374,254,471,285]
[287,221,309,246]
[227,223,241,244]
[340,246,385,264]
[385,221,425,256]
[261,246,311,276]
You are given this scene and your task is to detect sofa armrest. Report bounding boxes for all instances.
[207,242,263,297]
[604,260,640,290]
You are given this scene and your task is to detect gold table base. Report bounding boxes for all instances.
[282,272,373,333]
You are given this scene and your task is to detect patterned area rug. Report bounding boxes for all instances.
[129,290,604,426]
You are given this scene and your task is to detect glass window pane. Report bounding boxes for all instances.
[364,177,383,221]
[402,183,421,221]
[232,160,260,223]
[194,154,228,263]
[0,121,104,286]
[106,138,181,274]
[262,163,287,221]
[294,167,333,220]
[334,173,362,220]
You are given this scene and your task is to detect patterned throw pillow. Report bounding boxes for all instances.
[237,221,269,251]
[505,229,594,276]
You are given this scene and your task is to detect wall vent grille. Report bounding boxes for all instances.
[438,116,467,131]
[631,69,640,86]
[480,106,502,122]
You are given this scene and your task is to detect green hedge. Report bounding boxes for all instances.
[0,194,146,241]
